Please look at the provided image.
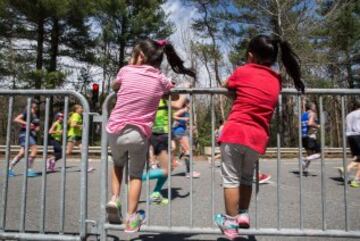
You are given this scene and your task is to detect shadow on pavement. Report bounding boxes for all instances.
[129,233,257,241]
[290,170,317,177]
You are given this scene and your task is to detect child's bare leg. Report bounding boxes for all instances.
[239,185,252,210]
[127,177,142,215]
[66,142,74,155]
[224,187,240,217]
[111,166,123,201]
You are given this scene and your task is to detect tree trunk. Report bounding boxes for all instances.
[35,18,45,90]
[49,17,59,74]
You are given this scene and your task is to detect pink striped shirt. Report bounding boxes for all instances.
[106,65,174,138]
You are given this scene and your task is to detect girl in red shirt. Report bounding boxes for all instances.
[215,35,304,239]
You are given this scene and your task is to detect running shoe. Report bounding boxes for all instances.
[149,192,169,205]
[124,210,146,233]
[350,180,360,188]
[87,166,95,173]
[47,159,56,172]
[106,199,123,224]
[301,159,311,173]
[27,169,38,177]
[256,173,271,184]
[186,171,201,178]
[237,212,250,229]
[214,213,239,240]
[337,167,345,179]
[8,169,15,177]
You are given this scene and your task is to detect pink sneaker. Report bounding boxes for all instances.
[186,171,201,178]
[214,214,239,240]
[237,213,250,229]
[258,173,271,184]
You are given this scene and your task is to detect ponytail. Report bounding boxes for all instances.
[163,43,196,79]
[247,35,305,93]
[278,39,305,93]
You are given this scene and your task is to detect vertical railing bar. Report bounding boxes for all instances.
[189,93,194,228]
[341,96,349,231]
[276,94,282,230]
[319,96,326,230]
[1,97,14,230]
[20,97,32,232]
[255,160,259,229]
[79,101,90,239]
[167,94,172,227]
[297,95,304,230]
[40,98,50,233]
[210,94,215,225]
[99,106,109,241]
[145,156,150,226]
[59,97,69,234]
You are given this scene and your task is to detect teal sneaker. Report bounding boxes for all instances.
[106,200,123,224]
[8,169,15,177]
[125,210,146,233]
[214,213,239,240]
[27,169,39,177]
[150,192,169,205]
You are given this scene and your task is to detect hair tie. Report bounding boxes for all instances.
[155,39,168,47]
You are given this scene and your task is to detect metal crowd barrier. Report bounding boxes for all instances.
[98,88,360,240]
[0,90,90,241]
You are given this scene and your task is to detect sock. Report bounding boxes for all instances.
[306,153,321,161]
[10,156,21,169]
[239,209,248,214]
[142,168,166,181]
[27,156,35,168]
[184,155,190,173]
[142,168,168,193]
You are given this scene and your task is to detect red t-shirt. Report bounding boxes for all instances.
[218,63,281,154]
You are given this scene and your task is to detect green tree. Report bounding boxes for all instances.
[94,0,173,93]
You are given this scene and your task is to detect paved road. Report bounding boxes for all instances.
[1,157,359,241]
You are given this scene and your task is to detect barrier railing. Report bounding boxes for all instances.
[0,90,90,241]
[99,88,360,240]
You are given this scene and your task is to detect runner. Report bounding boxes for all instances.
[173,98,200,178]
[46,112,64,172]
[301,102,321,172]
[8,102,40,177]
[338,101,360,187]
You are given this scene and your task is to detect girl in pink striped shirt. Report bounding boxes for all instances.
[106,39,195,232]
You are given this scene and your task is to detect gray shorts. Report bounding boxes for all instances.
[108,125,148,179]
[220,143,259,188]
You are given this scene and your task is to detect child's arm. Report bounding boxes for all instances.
[111,81,121,92]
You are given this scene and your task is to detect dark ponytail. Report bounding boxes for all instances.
[278,39,305,93]
[247,35,305,93]
[164,43,196,79]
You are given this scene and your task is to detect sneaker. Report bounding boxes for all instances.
[47,159,56,172]
[27,169,38,177]
[237,213,250,229]
[350,180,360,188]
[106,200,123,224]
[87,166,95,173]
[337,167,345,179]
[257,173,271,184]
[186,171,201,178]
[150,192,169,205]
[214,213,239,240]
[8,169,15,177]
[124,210,146,233]
[301,159,311,173]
